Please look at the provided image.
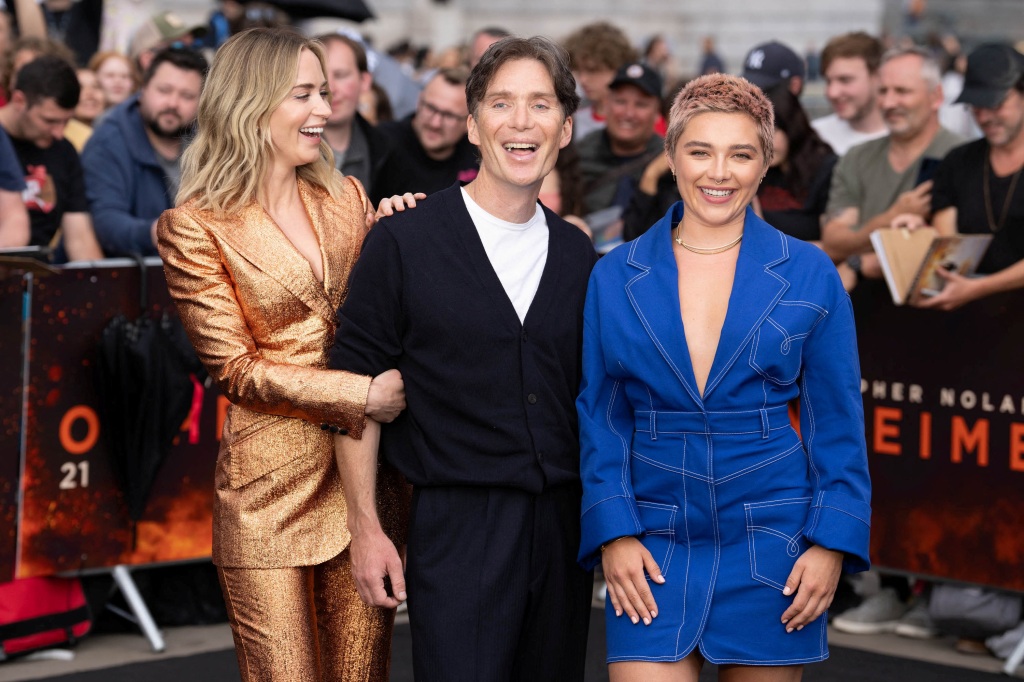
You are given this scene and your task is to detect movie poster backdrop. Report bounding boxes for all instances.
[10,262,220,579]
[1,267,1022,591]
[853,280,1024,591]
[0,273,26,583]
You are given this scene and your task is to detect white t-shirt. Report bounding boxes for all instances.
[461,188,549,324]
[811,113,888,156]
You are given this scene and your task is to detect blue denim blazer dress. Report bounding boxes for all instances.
[578,203,872,665]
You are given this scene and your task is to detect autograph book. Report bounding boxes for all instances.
[869,227,992,305]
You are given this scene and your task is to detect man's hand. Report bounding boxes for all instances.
[890,180,933,218]
[376,192,427,219]
[601,537,664,626]
[349,527,407,608]
[365,369,405,422]
[913,268,985,311]
[890,213,927,231]
[780,545,843,632]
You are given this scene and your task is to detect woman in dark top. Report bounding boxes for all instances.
[759,85,837,243]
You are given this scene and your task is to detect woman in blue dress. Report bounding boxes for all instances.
[577,73,872,681]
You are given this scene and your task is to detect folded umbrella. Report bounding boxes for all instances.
[263,0,374,22]
[94,258,205,544]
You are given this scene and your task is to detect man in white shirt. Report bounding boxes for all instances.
[812,32,888,156]
[330,36,598,681]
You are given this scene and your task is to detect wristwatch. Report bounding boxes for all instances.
[846,254,863,277]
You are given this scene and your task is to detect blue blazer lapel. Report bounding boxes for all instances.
[624,202,704,406]
[703,206,790,400]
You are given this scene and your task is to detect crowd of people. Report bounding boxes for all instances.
[1,2,1023,680]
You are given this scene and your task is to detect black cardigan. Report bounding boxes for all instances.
[329,184,598,492]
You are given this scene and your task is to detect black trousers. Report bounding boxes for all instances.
[405,484,593,682]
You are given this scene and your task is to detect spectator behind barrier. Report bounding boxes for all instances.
[370,66,476,204]
[562,21,638,141]
[821,46,965,286]
[317,33,393,199]
[64,67,103,152]
[0,55,103,261]
[742,40,806,96]
[577,61,663,249]
[912,43,1024,311]
[129,11,207,73]
[468,26,510,70]
[812,32,888,156]
[81,47,207,258]
[0,125,29,246]
[88,51,140,112]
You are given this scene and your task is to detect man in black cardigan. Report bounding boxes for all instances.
[330,37,597,681]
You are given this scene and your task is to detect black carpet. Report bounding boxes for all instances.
[46,616,1006,682]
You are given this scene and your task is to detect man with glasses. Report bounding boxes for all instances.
[371,66,477,203]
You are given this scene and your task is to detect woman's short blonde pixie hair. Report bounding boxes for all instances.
[664,74,774,168]
[177,28,342,213]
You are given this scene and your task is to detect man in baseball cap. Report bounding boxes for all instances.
[742,40,806,96]
[578,61,665,243]
[130,11,207,72]
[919,43,1024,311]
[955,42,1024,109]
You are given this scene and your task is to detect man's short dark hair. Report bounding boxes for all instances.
[316,33,369,73]
[466,36,580,120]
[142,47,209,86]
[14,55,79,109]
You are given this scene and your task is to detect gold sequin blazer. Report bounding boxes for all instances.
[157,177,372,568]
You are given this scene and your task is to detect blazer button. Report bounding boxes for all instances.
[329,425,341,434]
[527,393,538,404]
[320,423,330,431]
[337,428,349,436]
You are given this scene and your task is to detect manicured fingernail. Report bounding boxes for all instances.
[782,618,789,624]
[655,576,665,583]
[651,610,658,618]
[797,625,803,631]
[643,617,650,625]
[783,586,792,596]
[631,616,639,625]
[615,610,622,617]
[786,627,794,633]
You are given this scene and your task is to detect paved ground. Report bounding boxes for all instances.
[0,610,1019,681]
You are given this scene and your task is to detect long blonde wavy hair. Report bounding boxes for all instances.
[176,28,342,213]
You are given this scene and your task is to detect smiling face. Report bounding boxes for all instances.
[412,74,469,160]
[467,57,572,196]
[972,88,1024,149]
[877,53,942,141]
[324,39,370,128]
[669,111,765,232]
[75,68,105,123]
[267,48,331,175]
[606,83,660,155]
[95,55,135,106]
[139,62,202,139]
[824,56,878,124]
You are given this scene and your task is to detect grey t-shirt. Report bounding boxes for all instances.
[826,127,965,227]
[157,152,181,201]
[334,123,372,195]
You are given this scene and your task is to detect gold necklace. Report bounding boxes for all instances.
[983,155,1022,233]
[674,225,743,255]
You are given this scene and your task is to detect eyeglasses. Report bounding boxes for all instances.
[417,99,465,126]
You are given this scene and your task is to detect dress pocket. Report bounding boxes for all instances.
[636,501,678,580]
[748,301,826,385]
[744,497,811,590]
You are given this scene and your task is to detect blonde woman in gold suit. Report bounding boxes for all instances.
[156,28,407,681]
